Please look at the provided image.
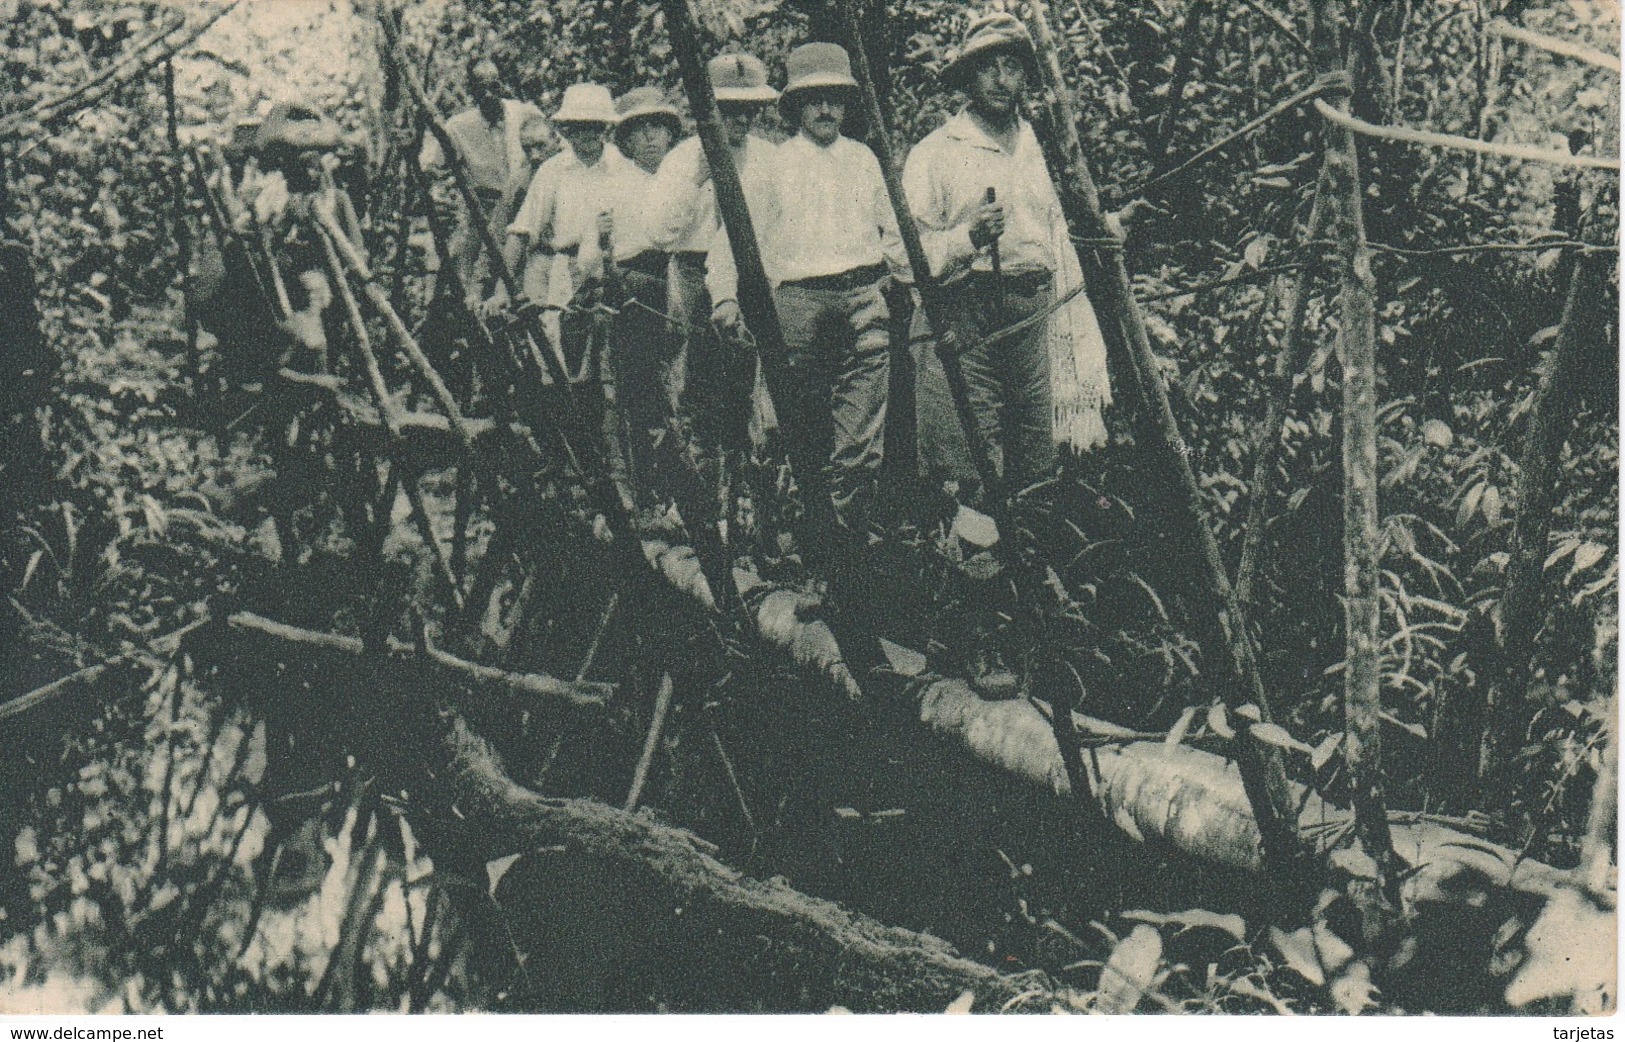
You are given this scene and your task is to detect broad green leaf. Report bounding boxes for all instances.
[1249,721,1315,756]
[1570,541,1608,575]
[1123,907,1246,943]
[1330,961,1379,1014]
[1165,705,1197,746]
[1421,418,1453,448]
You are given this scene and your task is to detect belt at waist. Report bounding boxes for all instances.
[536,243,580,258]
[965,268,1053,295]
[619,250,670,277]
[779,263,888,293]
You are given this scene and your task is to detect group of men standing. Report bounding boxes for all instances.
[424,13,1112,550]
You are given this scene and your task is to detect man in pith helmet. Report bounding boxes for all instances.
[574,86,685,513]
[501,82,627,344]
[902,12,1110,501]
[707,42,906,558]
[648,53,781,511]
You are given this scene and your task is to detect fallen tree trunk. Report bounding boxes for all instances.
[439,717,1066,1012]
[635,535,1580,912]
[217,608,1068,1011]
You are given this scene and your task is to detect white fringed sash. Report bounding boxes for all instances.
[1047,217,1111,452]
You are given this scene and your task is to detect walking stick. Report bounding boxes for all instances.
[985,186,1005,318]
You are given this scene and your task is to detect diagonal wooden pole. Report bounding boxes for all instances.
[1024,0,1304,884]
[836,0,1006,509]
[657,0,839,546]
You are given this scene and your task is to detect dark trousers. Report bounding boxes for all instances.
[609,267,681,505]
[670,255,753,456]
[916,272,1056,496]
[772,276,891,537]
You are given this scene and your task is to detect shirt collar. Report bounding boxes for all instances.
[942,109,1032,155]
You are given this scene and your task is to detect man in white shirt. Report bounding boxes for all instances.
[646,53,780,504]
[500,83,626,364]
[418,58,546,309]
[903,13,1109,498]
[573,87,683,509]
[709,42,906,543]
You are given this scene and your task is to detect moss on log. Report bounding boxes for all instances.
[438,717,1067,1012]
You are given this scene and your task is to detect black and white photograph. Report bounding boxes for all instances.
[0,0,1617,1019]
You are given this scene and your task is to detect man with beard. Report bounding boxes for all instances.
[902,13,1110,501]
[647,53,781,509]
[419,57,546,309]
[708,42,906,563]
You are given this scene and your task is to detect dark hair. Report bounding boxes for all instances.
[778,86,859,128]
[614,112,682,149]
[946,44,1040,91]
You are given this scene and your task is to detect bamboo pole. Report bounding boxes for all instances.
[1312,100,1621,172]
[1233,167,1329,612]
[1478,255,1610,792]
[376,15,575,391]
[624,672,675,811]
[1023,0,1303,882]
[1307,0,1397,897]
[1488,18,1621,74]
[836,0,1005,506]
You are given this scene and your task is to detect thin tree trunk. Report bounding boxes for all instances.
[1148,0,1217,169]
[1307,0,1398,911]
[1023,0,1305,887]
[1234,164,1330,612]
[1478,254,1610,792]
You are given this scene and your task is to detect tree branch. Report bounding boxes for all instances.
[225,610,614,711]
[1488,18,1620,74]
[1313,99,1621,171]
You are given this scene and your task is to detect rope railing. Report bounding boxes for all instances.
[1488,19,1620,75]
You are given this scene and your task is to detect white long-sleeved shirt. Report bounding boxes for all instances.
[507,143,630,252]
[647,134,778,256]
[573,160,660,274]
[706,133,906,302]
[901,111,1065,284]
[420,99,544,198]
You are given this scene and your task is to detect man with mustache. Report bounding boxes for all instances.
[647,53,781,510]
[707,42,906,565]
[419,57,546,310]
[902,13,1110,502]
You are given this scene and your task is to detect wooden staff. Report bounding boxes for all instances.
[1023,0,1303,879]
[656,0,839,536]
